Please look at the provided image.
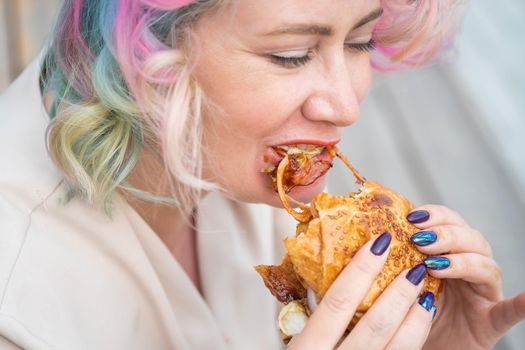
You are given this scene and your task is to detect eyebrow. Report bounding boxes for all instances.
[353,7,383,30]
[262,7,384,36]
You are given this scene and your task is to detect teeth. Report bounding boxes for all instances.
[276,144,325,157]
[296,144,322,151]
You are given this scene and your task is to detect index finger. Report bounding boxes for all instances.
[288,232,392,350]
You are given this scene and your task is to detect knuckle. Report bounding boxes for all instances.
[471,228,483,239]
[452,210,463,221]
[487,260,503,284]
[353,258,379,276]
[449,229,459,248]
[363,316,392,338]
[449,208,465,225]
[434,205,465,226]
[494,265,503,284]
[381,282,417,311]
[474,230,493,256]
[438,225,454,246]
[394,283,416,301]
[432,204,447,213]
[322,292,353,314]
[482,239,493,256]
[427,204,445,216]
[453,256,465,275]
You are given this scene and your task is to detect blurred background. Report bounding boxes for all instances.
[1,0,524,349]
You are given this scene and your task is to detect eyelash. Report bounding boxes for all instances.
[270,39,376,68]
[349,38,376,53]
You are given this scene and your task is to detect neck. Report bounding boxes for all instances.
[122,146,202,291]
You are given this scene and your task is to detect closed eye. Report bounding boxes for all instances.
[346,38,376,53]
[269,39,376,68]
[270,48,314,68]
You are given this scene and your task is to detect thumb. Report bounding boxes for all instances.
[489,291,525,334]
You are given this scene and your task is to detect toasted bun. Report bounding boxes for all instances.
[288,181,441,317]
[256,181,442,335]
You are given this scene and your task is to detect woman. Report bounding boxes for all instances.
[0,0,523,349]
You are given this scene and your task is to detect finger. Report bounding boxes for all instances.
[425,253,503,300]
[338,265,426,350]
[489,291,525,334]
[411,225,492,257]
[406,204,467,229]
[288,232,392,350]
[385,293,436,350]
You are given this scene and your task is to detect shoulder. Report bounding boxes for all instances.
[0,195,59,349]
[0,58,64,212]
[0,188,162,348]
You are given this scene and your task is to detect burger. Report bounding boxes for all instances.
[255,145,442,341]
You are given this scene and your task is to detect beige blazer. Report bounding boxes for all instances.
[0,59,296,349]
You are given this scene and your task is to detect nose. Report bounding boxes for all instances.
[301,60,363,127]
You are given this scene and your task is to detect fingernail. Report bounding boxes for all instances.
[431,306,438,321]
[411,231,437,246]
[424,256,451,270]
[407,210,430,224]
[370,231,392,256]
[406,264,427,285]
[418,292,435,311]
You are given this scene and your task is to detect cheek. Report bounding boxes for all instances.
[215,72,300,132]
[196,66,285,139]
[197,74,288,193]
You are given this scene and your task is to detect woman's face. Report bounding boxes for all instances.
[191,0,381,206]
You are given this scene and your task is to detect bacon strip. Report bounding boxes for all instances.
[333,147,366,185]
[282,155,332,192]
[268,149,333,193]
[277,156,313,223]
[254,255,306,304]
[272,146,364,223]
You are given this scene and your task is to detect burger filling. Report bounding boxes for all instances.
[262,144,334,193]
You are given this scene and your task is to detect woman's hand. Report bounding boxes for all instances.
[288,232,435,350]
[406,205,525,350]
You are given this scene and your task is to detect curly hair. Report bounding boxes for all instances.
[40,0,466,214]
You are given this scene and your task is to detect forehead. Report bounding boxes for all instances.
[213,0,381,34]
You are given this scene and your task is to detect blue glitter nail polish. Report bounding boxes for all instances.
[411,231,437,246]
[424,256,451,270]
[431,306,438,321]
[418,292,435,311]
[406,210,430,224]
